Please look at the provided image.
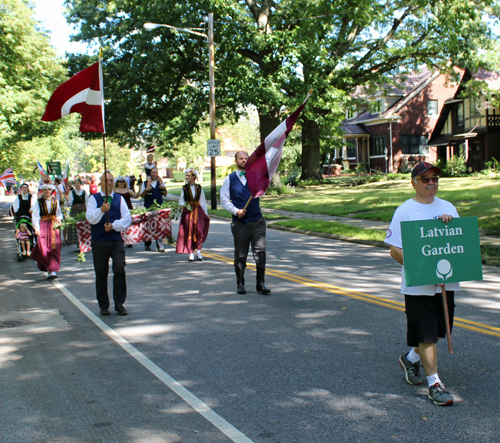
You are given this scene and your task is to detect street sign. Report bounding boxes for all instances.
[401,216,482,287]
[207,139,221,157]
[46,161,61,176]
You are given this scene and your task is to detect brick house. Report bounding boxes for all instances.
[340,68,462,173]
[428,69,500,171]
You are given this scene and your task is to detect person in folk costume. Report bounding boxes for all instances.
[54,177,69,245]
[220,151,271,295]
[176,168,210,261]
[30,184,63,280]
[139,167,167,252]
[114,176,139,248]
[37,174,53,197]
[63,178,89,249]
[86,172,132,316]
[12,183,32,220]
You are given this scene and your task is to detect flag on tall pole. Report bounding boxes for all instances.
[245,90,312,198]
[36,161,45,176]
[41,61,105,133]
[63,158,70,183]
[0,168,16,187]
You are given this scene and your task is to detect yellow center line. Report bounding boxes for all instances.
[200,249,500,338]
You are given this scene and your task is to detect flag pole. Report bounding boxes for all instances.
[99,48,110,227]
[440,284,453,354]
[243,195,252,211]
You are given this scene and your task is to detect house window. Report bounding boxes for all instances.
[345,140,356,158]
[428,100,439,115]
[457,102,464,126]
[347,108,356,119]
[401,135,428,155]
[370,137,386,156]
[374,100,383,113]
[469,96,481,117]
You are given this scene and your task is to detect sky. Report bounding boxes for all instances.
[32,0,88,56]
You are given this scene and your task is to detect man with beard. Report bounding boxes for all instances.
[220,151,271,296]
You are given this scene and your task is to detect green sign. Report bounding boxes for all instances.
[46,161,61,176]
[401,216,482,287]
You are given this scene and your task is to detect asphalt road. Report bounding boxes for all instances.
[1,200,500,443]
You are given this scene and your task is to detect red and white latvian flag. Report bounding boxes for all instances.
[42,61,105,133]
[0,168,16,187]
[245,90,312,198]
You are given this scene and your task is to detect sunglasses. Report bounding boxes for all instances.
[415,176,439,184]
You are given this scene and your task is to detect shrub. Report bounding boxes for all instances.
[266,183,296,195]
[285,170,301,185]
[355,162,369,174]
[444,155,467,177]
[481,157,500,178]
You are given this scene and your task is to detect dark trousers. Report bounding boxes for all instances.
[91,239,126,309]
[145,240,162,250]
[231,216,266,272]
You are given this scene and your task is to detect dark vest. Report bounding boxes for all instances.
[90,193,123,242]
[144,182,163,208]
[72,190,86,206]
[182,184,202,204]
[38,197,58,217]
[16,194,32,217]
[229,172,262,224]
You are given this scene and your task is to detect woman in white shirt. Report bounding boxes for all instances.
[64,178,89,248]
[175,168,210,261]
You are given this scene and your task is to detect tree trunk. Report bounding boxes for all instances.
[258,110,282,187]
[300,117,323,180]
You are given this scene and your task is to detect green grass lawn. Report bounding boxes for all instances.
[262,177,500,235]
[274,219,386,241]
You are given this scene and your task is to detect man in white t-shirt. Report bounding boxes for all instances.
[385,162,458,406]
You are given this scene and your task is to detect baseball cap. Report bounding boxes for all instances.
[411,162,441,179]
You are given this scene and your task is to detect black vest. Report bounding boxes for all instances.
[16,194,32,217]
[182,184,202,204]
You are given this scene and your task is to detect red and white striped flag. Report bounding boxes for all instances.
[146,145,156,154]
[42,61,105,133]
[0,168,16,187]
[245,91,312,198]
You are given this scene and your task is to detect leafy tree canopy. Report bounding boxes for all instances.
[65,0,500,178]
[0,0,68,170]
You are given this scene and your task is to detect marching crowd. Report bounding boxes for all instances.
[8,156,460,407]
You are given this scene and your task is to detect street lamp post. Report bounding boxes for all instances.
[144,13,218,210]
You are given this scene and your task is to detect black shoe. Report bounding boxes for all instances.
[145,245,151,251]
[100,307,110,316]
[257,284,271,295]
[126,244,133,248]
[115,305,128,315]
[157,248,165,252]
[237,283,246,294]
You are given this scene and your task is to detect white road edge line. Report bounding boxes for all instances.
[51,279,254,443]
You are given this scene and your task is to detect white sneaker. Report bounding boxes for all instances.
[196,252,203,261]
[48,272,57,279]
[189,253,194,262]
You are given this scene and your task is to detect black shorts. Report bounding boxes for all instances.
[404,292,455,347]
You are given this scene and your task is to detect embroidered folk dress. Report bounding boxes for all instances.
[31,197,63,273]
[176,184,210,254]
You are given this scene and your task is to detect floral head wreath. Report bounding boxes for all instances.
[184,168,199,180]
